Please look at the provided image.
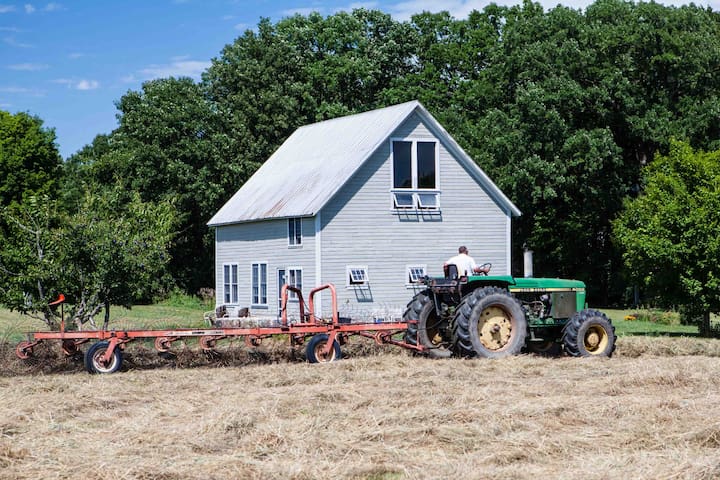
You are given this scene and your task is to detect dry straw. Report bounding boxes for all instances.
[1,336,720,479]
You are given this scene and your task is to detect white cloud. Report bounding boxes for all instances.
[347,2,380,9]
[282,7,320,16]
[234,22,249,31]
[139,59,210,80]
[24,4,35,13]
[0,86,45,96]
[43,2,63,12]
[76,79,99,90]
[8,62,48,70]
[121,74,136,83]
[3,36,33,48]
[52,78,100,90]
[68,52,84,59]
[0,5,16,13]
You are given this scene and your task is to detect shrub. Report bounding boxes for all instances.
[631,309,681,326]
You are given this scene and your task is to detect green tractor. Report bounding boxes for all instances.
[403,264,616,359]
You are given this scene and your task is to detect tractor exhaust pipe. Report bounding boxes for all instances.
[523,246,533,278]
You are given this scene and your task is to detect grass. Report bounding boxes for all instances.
[0,296,210,344]
[603,309,700,337]
[2,350,720,479]
[3,300,720,478]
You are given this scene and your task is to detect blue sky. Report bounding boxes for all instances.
[2,0,718,159]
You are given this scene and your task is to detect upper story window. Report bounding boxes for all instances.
[288,217,302,246]
[391,139,439,210]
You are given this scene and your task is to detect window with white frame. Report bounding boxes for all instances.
[391,139,440,210]
[347,265,369,287]
[223,263,239,304]
[251,262,268,306]
[288,217,302,246]
[287,268,303,300]
[406,265,427,285]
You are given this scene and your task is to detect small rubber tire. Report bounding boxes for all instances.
[454,287,527,358]
[85,341,123,374]
[306,334,341,363]
[562,309,616,357]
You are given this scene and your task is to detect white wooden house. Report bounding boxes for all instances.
[207,101,521,320]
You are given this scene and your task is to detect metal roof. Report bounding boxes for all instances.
[207,100,520,227]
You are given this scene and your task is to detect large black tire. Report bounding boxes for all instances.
[562,309,616,357]
[85,341,123,374]
[402,291,452,358]
[453,287,527,358]
[306,334,341,363]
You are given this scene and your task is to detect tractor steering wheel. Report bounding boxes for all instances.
[477,263,492,276]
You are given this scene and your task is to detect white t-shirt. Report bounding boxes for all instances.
[446,253,477,276]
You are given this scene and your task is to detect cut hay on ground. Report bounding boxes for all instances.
[1,336,720,479]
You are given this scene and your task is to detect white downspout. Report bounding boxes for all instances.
[314,212,322,316]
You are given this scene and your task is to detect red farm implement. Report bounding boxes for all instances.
[15,284,420,374]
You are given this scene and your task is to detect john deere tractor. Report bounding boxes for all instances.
[403,265,616,359]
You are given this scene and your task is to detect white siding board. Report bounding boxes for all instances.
[214,217,316,315]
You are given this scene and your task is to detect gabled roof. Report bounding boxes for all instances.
[207,100,520,227]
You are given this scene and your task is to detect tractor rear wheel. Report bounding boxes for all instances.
[562,309,616,357]
[402,291,451,358]
[453,287,527,358]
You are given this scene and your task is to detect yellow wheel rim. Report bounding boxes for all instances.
[477,306,513,351]
[584,325,609,354]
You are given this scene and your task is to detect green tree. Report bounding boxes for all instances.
[613,141,720,334]
[72,77,239,292]
[60,188,177,326]
[0,196,63,326]
[0,191,176,328]
[0,110,62,207]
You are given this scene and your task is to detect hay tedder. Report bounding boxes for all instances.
[15,270,616,374]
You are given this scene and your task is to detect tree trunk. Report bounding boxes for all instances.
[103,299,110,330]
[699,311,711,337]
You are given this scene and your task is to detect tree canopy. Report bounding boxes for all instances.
[0,110,62,207]
[4,1,720,315]
[613,141,720,332]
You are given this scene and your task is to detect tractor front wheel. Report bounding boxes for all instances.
[453,287,527,358]
[562,309,616,357]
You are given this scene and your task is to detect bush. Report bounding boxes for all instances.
[160,289,212,309]
[631,309,681,326]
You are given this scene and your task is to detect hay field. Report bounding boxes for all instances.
[2,337,720,480]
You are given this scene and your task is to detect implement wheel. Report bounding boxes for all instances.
[402,290,451,358]
[85,341,123,374]
[306,334,341,364]
[562,309,616,357]
[15,341,34,360]
[453,287,527,358]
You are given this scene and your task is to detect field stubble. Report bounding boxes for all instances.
[1,336,720,479]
